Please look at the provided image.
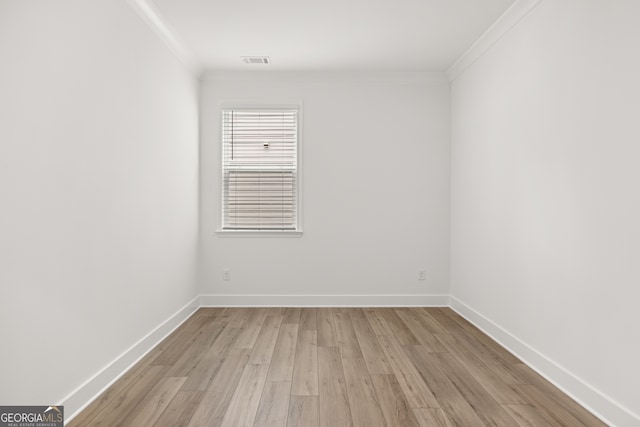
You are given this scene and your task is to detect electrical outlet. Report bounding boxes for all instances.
[418,269,426,281]
[223,269,231,281]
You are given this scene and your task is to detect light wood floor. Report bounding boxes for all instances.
[69,307,607,426]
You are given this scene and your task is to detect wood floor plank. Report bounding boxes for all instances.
[287,396,319,427]
[341,358,387,427]
[319,377,353,427]
[300,308,318,330]
[153,314,214,366]
[403,345,485,426]
[434,308,522,366]
[127,376,186,426]
[264,307,285,316]
[317,308,337,347]
[381,308,420,345]
[267,323,299,381]
[71,308,604,427]
[370,374,420,427]
[318,346,353,427]
[431,352,517,426]
[349,309,392,374]
[225,307,251,329]
[317,345,345,380]
[123,344,165,379]
[181,325,242,391]
[186,348,251,427]
[220,363,269,427]
[67,374,135,426]
[502,404,554,427]
[413,408,454,427]
[443,308,523,362]
[395,309,447,353]
[197,307,224,317]
[249,314,284,365]
[210,307,234,323]
[363,308,394,336]
[69,358,168,427]
[420,308,469,338]
[435,322,526,385]
[205,347,252,395]
[377,335,438,409]
[234,308,268,349]
[153,390,204,427]
[283,307,302,324]
[165,320,226,377]
[412,308,447,334]
[85,365,168,427]
[291,330,319,395]
[333,310,363,359]
[253,381,291,427]
[512,364,608,427]
[511,384,606,427]
[433,333,527,405]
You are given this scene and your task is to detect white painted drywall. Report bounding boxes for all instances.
[200,72,450,302]
[0,0,199,413]
[450,0,640,424]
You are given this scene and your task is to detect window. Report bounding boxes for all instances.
[221,108,300,232]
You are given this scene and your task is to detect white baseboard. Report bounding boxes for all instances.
[199,294,450,307]
[62,296,200,422]
[60,293,446,423]
[63,293,638,427]
[450,296,640,427]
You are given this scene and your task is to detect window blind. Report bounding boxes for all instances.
[222,109,298,230]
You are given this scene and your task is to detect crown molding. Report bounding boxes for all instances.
[201,70,449,84]
[126,0,204,78]
[447,0,542,82]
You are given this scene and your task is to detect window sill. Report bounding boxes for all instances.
[215,230,303,238]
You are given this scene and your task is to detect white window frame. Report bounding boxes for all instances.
[216,102,303,237]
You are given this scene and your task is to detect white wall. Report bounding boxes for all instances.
[0,0,199,416]
[450,0,640,425]
[200,72,450,304]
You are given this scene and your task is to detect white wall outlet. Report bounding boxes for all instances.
[223,269,231,281]
[418,269,426,280]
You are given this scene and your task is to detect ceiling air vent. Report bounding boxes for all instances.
[242,56,270,65]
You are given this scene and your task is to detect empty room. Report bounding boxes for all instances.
[1,0,639,426]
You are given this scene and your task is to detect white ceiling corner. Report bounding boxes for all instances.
[129,0,531,74]
[447,0,543,81]
[126,0,204,77]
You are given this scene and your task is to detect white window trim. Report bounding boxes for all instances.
[215,230,303,238]
[216,101,303,237]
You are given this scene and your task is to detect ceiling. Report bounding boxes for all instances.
[150,0,516,71]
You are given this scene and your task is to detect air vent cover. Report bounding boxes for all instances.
[242,56,270,64]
